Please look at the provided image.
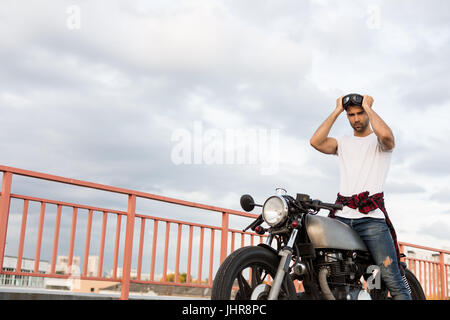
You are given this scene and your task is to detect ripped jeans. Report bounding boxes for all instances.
[334,216,412,300]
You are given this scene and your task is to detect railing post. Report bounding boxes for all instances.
[220,212,229,263]
[439,252,446,299]
[120,194,136,300]
[0,172,13,270]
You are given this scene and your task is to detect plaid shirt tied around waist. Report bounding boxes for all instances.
[329,191,401,265]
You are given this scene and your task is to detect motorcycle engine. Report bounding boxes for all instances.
[316,251,371,300]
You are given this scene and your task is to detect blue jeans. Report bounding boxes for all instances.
[334,216,412,300]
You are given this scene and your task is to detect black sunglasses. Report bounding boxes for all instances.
[342,93,363,109]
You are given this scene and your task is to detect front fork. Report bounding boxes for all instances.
[267,229,298,300]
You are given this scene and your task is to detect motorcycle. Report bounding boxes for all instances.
[211,189,426,300]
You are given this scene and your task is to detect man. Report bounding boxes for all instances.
[309,94,412,300]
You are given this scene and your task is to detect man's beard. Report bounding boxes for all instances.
[352,120,369,132]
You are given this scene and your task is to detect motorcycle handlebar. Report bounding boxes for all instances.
[307,200,343,211]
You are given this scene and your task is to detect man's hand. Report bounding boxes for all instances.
[335,96,345,114]
[360,94,395,151]
[362,95,374,110]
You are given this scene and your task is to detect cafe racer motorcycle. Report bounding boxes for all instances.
[211,189,426,300]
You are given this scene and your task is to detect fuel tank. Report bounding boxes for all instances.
[305,215,368,251]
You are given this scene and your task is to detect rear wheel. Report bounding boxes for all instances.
[370,267,426,300]
[404,268,426,300]
[211,246,297,300]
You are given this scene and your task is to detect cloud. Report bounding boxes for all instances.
[384,181,425,194]
[430,188,450,204]
[409,146,450,177]
[419,220,450,241]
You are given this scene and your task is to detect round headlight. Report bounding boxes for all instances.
[262,196,288,227]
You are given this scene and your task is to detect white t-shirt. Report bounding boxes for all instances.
[333,132,392,219]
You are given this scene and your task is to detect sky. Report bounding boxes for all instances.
[1,0,449,276]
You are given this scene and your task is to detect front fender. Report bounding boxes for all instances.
[257,243,278,257]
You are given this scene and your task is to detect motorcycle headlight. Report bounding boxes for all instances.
[262,196,289,227]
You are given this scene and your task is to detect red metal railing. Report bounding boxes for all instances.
[0,165,264,299]
[0,165,449,299]
[399,243,450,300]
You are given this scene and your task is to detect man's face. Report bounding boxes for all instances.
[346,105,370,132]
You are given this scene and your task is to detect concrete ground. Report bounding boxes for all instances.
[0,286,209,300]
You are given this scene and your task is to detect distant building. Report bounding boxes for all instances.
[0,255,101,291]
[112,267,151,281]
[85,256,99,277]
[0,256,49,288]
[45,255,99,290]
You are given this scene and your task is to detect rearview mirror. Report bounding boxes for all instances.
[240,194,255,212]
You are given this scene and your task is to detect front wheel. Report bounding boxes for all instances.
[211,246,297,300]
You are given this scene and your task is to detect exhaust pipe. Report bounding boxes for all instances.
[318,267,335,300]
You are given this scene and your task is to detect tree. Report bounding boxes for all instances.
[162,272,188,283]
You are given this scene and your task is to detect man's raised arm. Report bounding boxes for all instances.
[361,95,395,151]
[310,96,344,155]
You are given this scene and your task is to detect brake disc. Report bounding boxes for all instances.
[250,284,271,300]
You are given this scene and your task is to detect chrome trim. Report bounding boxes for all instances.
[262,195,289,227]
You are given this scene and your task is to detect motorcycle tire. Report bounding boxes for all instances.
[371,267,426,300]
[404,268,426,300]
[211,246,297,300]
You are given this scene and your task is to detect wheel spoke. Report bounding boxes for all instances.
[237,272,252,299]
[251,266,263,288]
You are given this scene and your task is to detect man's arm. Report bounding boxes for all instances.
[362,95,395,151]
[310,96,344,154]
